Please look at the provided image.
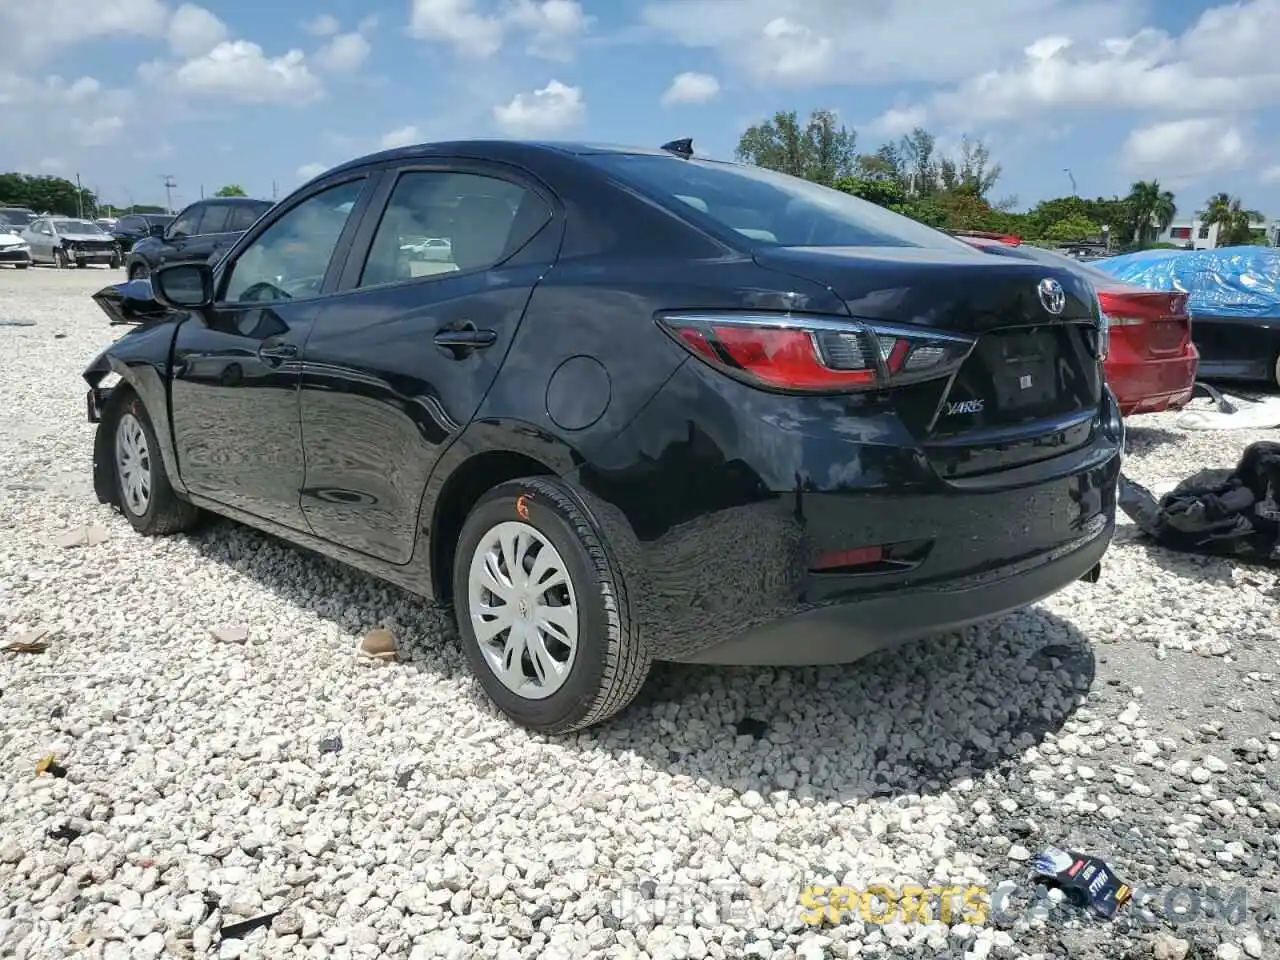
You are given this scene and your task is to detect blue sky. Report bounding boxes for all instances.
[3,0,1280,218]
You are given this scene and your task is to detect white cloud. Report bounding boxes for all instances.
[149,40,324,105]
[492,79,584,135]
[931,24,1280,124]
[379,125,422,149]
[0,72,137,157]
[297,162,329,180]
[0,0,169,65]
[642,0,1143,87]
[305,14,341,37]
[661,72,720,105]
[866,104,928,137]
[168,4,229,58]
[409,0,589,59]
[314,32,371,73]
[1120,117,1251,185]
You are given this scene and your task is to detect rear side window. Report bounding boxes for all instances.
[226,205,263,232]
[357,170,549,288]
[587,153,969,251]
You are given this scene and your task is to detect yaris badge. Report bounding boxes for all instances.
[1038,278,1066,315]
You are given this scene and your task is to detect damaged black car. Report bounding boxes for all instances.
[82,138,1123,732]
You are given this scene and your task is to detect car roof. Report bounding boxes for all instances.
[197,197,272,206]
[324,139,705,178]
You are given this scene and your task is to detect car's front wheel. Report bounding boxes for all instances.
[109,393,200,536]
[129,262,149,280]
[452,477,651,734]
[53,248,67,269]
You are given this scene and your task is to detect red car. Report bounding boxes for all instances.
[956,234,1198,416]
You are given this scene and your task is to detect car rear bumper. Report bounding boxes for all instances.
[570,359,1124,665]
[680,515,1111,665]
[1107,351,1198,415]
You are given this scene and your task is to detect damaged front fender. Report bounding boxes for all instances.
[83,280,188,503]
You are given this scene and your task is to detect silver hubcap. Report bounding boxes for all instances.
[467,520,578,699]
[115,412,152,516]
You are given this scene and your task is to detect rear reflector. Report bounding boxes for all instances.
[811,546,885,571]
[657,312,976,394]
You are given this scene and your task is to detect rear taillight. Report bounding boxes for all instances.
[656,312,975,393]
[1097,290,1190,355]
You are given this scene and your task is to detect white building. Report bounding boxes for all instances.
[1154,212,1280,249]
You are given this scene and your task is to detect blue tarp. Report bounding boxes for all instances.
[1091,245,1280,320]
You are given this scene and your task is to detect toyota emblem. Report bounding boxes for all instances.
[1038,278,1066,315]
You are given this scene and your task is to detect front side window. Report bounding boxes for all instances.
[358,170,547,288]
[169,208,202,238]
[222,179,364,303]
[587,153,973,251]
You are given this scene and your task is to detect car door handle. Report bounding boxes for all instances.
[258,342,298,361]
[434,326,497,350]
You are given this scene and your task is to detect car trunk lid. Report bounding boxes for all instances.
[754,245,1106,479]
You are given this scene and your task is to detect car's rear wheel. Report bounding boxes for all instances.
[452,477,651,734]
[15,262,28,269]
[110,393,200,536]
[75,258,86,269]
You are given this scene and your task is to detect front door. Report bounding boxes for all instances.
[297,163,560,562]
[169,177,372,529]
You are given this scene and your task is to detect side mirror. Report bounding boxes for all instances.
[150,224,167,238]
[152,262,214,310]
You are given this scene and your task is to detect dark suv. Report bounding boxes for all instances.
[125,197,272,279]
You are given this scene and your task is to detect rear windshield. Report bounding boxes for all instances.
[587,153,970,251]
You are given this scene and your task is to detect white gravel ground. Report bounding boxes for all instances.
[1,266,1279,960]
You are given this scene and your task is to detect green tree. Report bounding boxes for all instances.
[0,172,97,216]
[898,127,938,197]
[1124,179,1176,246]
[1044,214,1102,243]
[833,175,906,208]
[1200,192,1265,247]
[214,184,248,197]
[735,109,857,185]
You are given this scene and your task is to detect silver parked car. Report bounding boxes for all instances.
[21,217,122,269]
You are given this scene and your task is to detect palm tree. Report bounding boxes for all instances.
[1200,192,1265,247]
[1125,180,1176,246]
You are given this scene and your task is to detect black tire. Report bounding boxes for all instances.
[15,263,28,270]
[53,249,67,269]
[75,259,86,269]
[110,255,121,269]
[108,392,200,536]
[452,477,651,734]
[129,262,149,280]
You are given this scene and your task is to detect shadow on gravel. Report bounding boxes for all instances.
[614,608,1096,802]
[184,515,1095,803]
[1123,423,1182,454]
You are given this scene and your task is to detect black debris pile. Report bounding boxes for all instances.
[1118,441,1280,568]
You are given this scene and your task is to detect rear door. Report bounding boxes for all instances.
[295,159,561,562]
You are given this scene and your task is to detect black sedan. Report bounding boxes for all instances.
[111,213,175,254]
[83,139,1122,732]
